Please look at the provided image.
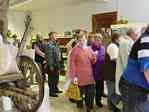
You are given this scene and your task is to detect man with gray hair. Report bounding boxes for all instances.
[116,28,139,95]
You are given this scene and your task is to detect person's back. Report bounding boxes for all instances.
[33,41,43,61]
[119,28,149,112]
[123,34,149,89]
[32,34,45,65]
[116,36,134,94]
[116,28,139,95]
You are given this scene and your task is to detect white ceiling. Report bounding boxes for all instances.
[9,0,85,11]
[9,0,57,11]
[9,0,108,12]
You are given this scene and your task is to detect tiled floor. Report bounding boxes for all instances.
[50,92,109,112]
[50,76,109,112]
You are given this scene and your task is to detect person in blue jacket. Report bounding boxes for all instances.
[119,25,149,112]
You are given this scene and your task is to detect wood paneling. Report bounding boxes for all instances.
[92,11,117,33]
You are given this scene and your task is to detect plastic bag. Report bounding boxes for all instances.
[0,40,19,75]
[64,83,81,101]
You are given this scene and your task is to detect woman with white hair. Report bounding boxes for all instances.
[116,28,139,95]
[69,33,96,112]
[91,34,105,108]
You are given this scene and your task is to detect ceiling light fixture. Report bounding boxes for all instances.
[96,0,110,2]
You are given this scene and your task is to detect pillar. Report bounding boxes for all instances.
[0,0,9,34]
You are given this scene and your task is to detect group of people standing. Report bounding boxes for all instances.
[67,26,149,112]
[33,25,149,112]
[67,30,121,112]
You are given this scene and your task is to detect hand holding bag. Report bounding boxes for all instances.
[64,82,81,101]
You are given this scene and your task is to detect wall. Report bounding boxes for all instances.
[10,0,149,34]
[118,0,149,22]
[32,0,117,33]
[8,10,28,38]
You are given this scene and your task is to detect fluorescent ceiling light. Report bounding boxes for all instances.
[9,0,32,8]
[96,0,110,2]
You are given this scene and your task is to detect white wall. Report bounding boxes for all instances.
[118,0,149,22]
[32,0,118,33]
[10,0,149,34]
[8,10,28,38]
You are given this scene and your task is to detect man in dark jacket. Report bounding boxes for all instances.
[43,32,63,97]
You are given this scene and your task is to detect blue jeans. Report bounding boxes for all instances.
[106,80,115,107]
[134,100,149,112]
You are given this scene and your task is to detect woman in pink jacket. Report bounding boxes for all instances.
[69,33,96,112]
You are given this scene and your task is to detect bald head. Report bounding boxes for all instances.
[127,28,138,42]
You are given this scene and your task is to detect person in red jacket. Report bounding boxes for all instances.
[69,33,96,112]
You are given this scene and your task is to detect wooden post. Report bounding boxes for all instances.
[0,0,9,34]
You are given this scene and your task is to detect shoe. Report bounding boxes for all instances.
[96,102,103,107]
[86,109,90,112]
[111,94,121,105]
[77,101,83,108]
[109,104,121,112]
[50,93,58,97]
[56,90,63,93]
[69,98,77,103]
[114,107,121,112]
[102,93,107,97]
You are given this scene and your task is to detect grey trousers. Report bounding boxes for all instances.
[119,77,148,112]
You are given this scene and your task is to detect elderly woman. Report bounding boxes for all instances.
[69,33,96,112]
[91,35,105,107]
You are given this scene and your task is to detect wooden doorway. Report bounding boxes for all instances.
[92,11,117,33]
